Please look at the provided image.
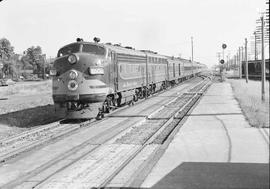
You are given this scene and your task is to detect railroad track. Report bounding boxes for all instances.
[20,78,211,189]
[103,79,211,188]
[0,120,93,163]
[0,76,211,188]
[0,77,204,164]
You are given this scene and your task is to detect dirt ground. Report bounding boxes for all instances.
[0,80,63,139]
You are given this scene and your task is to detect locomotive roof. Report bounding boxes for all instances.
[59,41,205,66]
[104,43,167,59]
[60,41,106,49]
[104,43,146,57]
[60,41,165,58]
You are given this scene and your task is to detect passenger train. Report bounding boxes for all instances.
[50,38,207,119]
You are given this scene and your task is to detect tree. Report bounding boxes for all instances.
[0,38,15,78]
[0,38,14,60]
[2,61,17,78]
[23,46,44,73]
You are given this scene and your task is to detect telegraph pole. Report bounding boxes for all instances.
[191,37,194,77]
[220,44,227,81]
[241,46,244,73]
[233,54,237,70]
[245,38,248,83]
[261,16,266,101]
[236,51,239,76]
[254,31,258,60]
[238,47,242,78]
[226,54,230,70]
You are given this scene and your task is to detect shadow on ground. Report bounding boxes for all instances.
[151,162,269,189]
[106,162,269,189]
[0,105,65,128]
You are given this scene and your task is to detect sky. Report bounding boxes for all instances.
[0,0,268,67]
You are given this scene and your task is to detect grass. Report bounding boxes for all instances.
[0,80,52,97]
[228,79,269,128]
[0,80,64,139]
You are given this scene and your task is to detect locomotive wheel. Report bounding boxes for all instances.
[117,97,121,107]
[96,111,104,120]
[105,104,110,113]
[128,99,134,106]
[102,102,110,113]
[133,94,138,102]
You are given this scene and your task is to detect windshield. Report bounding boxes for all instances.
[57,44,81,57]
[82,44,106,56]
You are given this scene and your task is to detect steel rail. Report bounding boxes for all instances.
[1,77,209,188]
[126,80,212,187]
[98,80,212,188]
[11,85,195,188]
[0,78,203,163]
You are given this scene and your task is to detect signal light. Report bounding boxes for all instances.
[220,59,225,64]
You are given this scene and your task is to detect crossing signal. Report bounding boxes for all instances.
[220,59,225,64]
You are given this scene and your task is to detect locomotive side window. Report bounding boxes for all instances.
[57,44,81,57]
[82,44,106,56]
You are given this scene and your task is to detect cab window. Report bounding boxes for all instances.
[57,44,81,57]
[82,44,106,56]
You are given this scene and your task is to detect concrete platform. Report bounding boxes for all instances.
[142,82,269,189]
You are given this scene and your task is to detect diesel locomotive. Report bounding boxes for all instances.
[50,38,206,119]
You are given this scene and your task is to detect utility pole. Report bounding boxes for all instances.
[241,46,244,74]
[238,47,242,78]
[234,55,237,69]
[226,54,230,70]
[254,31,258,60]
[236,52,239,75]
[191,37,194,77]
[245,38,248,83]
[43,59,46,80]
[261,16,266,101]
[220,43,227,81]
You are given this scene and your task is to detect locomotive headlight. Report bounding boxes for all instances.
[68,54,78,64]
[67,80,78,91]
[69,70,78,79]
